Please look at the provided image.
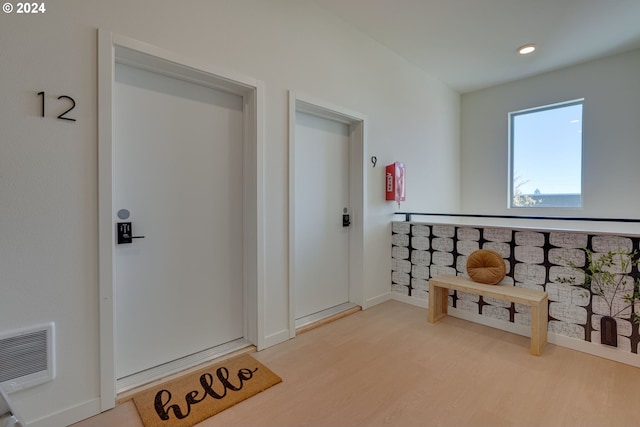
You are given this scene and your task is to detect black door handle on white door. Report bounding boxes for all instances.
[117,222,146,244]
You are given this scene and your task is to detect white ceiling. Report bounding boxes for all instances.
[311,0,640,93]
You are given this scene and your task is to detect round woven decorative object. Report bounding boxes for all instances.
[466,249,506,285]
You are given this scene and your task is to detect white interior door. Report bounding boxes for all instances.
[113,63,244,379]
[294,111,350,319]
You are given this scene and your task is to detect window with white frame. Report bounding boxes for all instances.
[509,99,583,208]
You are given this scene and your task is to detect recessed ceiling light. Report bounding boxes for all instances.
[518,44,536,55]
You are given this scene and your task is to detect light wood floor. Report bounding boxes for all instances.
[72,300,640,427]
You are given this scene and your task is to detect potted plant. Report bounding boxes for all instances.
[557,248,640,347]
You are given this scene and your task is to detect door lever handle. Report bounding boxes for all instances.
[117,222,145,244]
[122,234,145,239]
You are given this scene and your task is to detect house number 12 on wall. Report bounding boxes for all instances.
[37,91,76,122]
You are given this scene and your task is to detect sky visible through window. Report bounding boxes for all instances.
[512,102,583,196]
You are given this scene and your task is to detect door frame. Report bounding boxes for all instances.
[97,30,265,410]
[288,91,366,337]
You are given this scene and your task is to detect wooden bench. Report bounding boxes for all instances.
[427,275,548,355]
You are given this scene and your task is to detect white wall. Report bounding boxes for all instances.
[460,48,640,234]
[0,0,460,424]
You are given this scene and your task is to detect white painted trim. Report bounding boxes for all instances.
[349,115,367,311]
[288,92,367,337]
[97,28,116,412]
[548,332,640,368]
[391,293,427,308]
[295,302,360,329]
[262,330,291,349]
[365,292,392,309]
[287,91,297,339]
[97,29,265,411]
[109,33,259,93]
[27,398,101,427]
[254,80,266,351]
[295,93,366,123]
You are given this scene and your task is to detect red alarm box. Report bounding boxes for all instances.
[385,162,406,206]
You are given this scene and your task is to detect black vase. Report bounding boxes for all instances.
[600,315,618,347]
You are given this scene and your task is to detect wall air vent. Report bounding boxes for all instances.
[0,323,55,393]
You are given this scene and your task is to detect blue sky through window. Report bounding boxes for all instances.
[512,101,583,196]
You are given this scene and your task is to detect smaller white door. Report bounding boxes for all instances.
[294,111,350,319]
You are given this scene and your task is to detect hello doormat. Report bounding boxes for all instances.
[131,354,282,427]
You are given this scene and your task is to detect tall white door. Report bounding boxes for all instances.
[113,63,244,379]
[294,111,350,319]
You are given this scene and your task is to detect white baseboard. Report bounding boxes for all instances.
[391,293,427,308]
[28,397,101,427]
[548,333,640,368]
[260,329,290,350]
[364,291,391,309]
[390,293,640,368]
